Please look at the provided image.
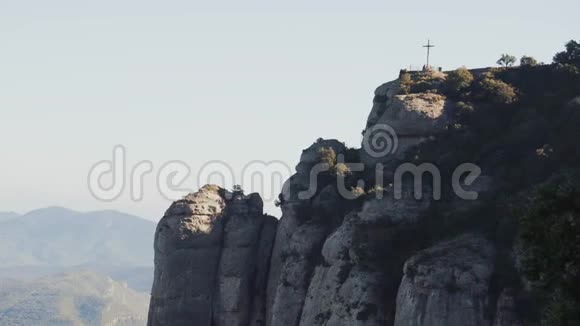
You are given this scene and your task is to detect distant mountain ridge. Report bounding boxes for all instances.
[0,212,19,221]
[0,207,156,268]
[0,270,149,325]
[0,207,156,325]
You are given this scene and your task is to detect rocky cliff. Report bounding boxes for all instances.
[148,70,536,326]
[147,186,277,326]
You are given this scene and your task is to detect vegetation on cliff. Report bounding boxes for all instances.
[519,175,580,325]
[399,39,580,325]
[294,39,580,325]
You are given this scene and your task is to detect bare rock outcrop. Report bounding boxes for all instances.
[265,139,348,326]
[148,185,277,326]
[298,213,389,326]
[269,222,329,326]
[394,234,496,326]
[296,189,433,326]
[362,79,451,166]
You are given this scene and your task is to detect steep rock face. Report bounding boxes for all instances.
[298,212,389,326]
[362,79,451,166]
[283,189,432,326]
[265,139,349,326]
[269,222,329,326]
[148,185,277,326]
[263,81,456,326]
[394,235,495,326]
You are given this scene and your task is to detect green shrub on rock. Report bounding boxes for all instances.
[445,67,474,97]
[332,163,352,177]
[411,71,445,93]
[476,72,518,104]
[399,72,412,95]
[350,186,365,198]
[519,176,580,287]
[542,289,580,326]
[520,55,538,67]
[317,147,337,167]
[454,101,475,123]
[519,175,580,325]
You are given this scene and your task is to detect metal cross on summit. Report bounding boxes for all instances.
[423,39,435,68]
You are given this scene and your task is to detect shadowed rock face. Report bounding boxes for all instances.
[147,185,277,326]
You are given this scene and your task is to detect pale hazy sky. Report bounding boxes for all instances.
[0,0,577,220]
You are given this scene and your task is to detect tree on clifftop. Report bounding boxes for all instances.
[497,54,517,67]
[554,40,580,66]
[520,55,538,66]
